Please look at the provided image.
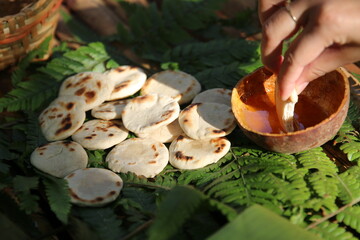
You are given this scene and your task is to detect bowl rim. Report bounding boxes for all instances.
[231,66,350,137]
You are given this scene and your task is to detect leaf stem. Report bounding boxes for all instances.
[121,219,153,240]
[305,197,360,230]
[124,183,172,191]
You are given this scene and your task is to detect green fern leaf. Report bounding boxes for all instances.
[11,37,51,86]
[72,207,124,240]
[41,174,71,224]
[87,150,107,168]
[309,220,357,240]
[337,166,360,204]
[296,147,338,175]
[13,176,40,214]
[24,111,47,151]
[334,119,360,163]
[208,199,238,221]
[148,185,206,240]
[0,76,60,112]
[337,205,360,233]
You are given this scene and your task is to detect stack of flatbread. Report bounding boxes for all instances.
[32,66,237,206]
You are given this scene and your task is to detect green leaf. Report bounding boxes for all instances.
[42,174,71,224]
[148,185,206,240]
[72,207,124,240]
[310,220,357,240]
[337,206,360,233]
[11,37,51,86]
[208,205,322,240]
[337,166,360,204]
[13,176,40,214]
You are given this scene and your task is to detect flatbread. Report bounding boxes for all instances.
[192,88,232,106]
[106,66,147,100]
[59,72,113,111]
[71,119,128,150]
[65,168,123,207]
[30,141,88,178]
[136,119,184,143]
[141,70,201,105]
[91,99,130,120]
[39,96,86,141]
[178,102,236,140]
[169,134,231,170]
[122,94,180,134]
[106,138,169,178]
[276,87,298,132]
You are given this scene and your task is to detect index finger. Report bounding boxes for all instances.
[258,0,286,24]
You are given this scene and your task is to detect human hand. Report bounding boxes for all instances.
[259,0,360,101]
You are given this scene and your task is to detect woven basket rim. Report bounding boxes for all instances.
[0,0,49,20]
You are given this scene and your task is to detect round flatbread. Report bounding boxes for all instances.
[65,168,123,207]
[122,94,180,134]
[178,102,236,140]
[192,88,232,106]
[59,72,113,111]
[136,119,184,143]
[106,138,169,178]
[106,66,147,100]
[141,70,201,105]
[72,119,128,150]
[39,96,86,141]
[169,135,231,170]
[91,99,130,120]
[30,141,88,178]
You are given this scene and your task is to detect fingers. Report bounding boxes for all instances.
[278,26,329,100]
[258,0,285,24]
[295,44,360,92]
[261,1,303,74]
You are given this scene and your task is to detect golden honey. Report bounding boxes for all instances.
[241,94,329,133]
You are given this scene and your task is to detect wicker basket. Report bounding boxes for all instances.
[0,0,62,70]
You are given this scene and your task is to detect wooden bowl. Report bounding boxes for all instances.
[231,67,350,154]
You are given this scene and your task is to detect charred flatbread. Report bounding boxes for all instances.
[122,94,180,134]
[136,119,183,143]
[72,119,128,150]
[106,138,169,178]
[141,70,201,105]
[30,141,88,178]
[91,99,130,120]
[59,72,113,111]
[39,96,86,141]
[192,88,232,106]
[65,168,123,207]
[106,65,147,100]
[169,135,231,169]
[178,102,236,140]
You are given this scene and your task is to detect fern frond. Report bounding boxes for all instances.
[0,76,60,112]
[309,220,357,240]
[163,39,260,74]
[305,172,338,211]
[334,119,360,164]
[148,185,206,240]
[296,147,338,175]
[337,166,360,204]
[24,111,47,151]
[41,174,71,224]
[121,172,172,190]
[87,150,107,168]
[208,199,238,221]
[11,37,51,86]
[13,176,40,214]
[337,205,360,233]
